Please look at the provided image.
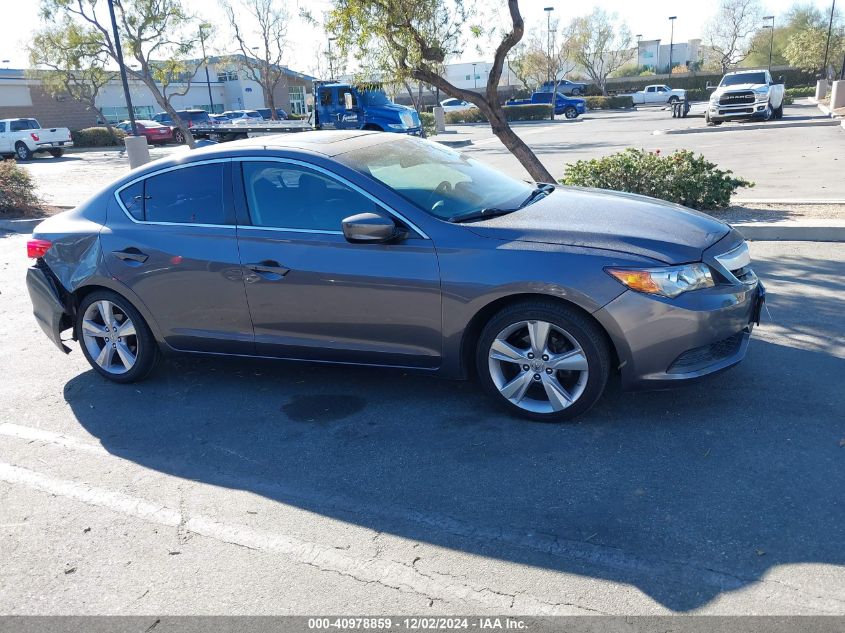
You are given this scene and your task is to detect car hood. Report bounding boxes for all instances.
[714,83,766,93]
[368,103,420,124]
[465,187,731,264]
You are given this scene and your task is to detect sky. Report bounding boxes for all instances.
[2,0,835,75]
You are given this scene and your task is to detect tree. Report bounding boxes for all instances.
[566,9,633,96]
[328,0,555,182]
[40,0,205,148]
[28,19,118,139]
[221,0,289,119]
[704,0,763,73]
[781,4,844,75]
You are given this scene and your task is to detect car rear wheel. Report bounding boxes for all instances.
[773,104,784,119]
[173,129,185,144]
[564,106,578,119]
[49,149,64,158]
[76,290,158,383]
[571,88,582,96]
[476,301,611,422]
[15,142,33,161]
[668,96,679,104]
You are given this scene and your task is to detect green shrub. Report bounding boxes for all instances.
[560,148,753,211]
[0,160,40,214]
[785,85,815,98]
[444,104,553,124]
[584,95,634,110]
[419,111,436,137]
[70,126,126,148]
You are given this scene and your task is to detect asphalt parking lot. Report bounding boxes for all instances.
[1,233,843,614]
[18,100,845,207]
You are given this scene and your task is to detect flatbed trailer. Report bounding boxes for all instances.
[191,120,313,142]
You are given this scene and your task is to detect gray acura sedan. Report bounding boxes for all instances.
[25,131,763,421]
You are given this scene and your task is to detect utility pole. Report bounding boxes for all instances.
[668,16,677,74]
[472,62,477,88]
[822,0,836,77]
[635,34,642,69]
[199,24,214,113]
[544,6,554,85]
[762,16,775,71]
[106,0,137,136]
[327,37,337,80]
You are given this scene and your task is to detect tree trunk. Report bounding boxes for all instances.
[487,109,555,183]
[142,78,196,148]
[92,106,119,143]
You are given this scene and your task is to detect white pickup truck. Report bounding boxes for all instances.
[0,118,73,160]
[706,69,785,125]
[627,84,686,105]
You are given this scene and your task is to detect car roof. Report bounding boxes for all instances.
[725,69,765,74]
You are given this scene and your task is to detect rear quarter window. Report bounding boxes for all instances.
[118,181,145,221]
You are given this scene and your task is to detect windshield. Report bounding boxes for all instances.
[360,90,391,107]
[720,72,766,86]
[336,137,534,221]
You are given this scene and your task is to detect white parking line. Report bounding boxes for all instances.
[0,460,584,613]
[0,423,110,456]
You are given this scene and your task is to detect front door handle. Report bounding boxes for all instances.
[112,247,149,263]
[246,260,290,278]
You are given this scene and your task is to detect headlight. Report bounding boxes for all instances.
[387,123,407,130]
[754,86,769,94]
[605,263,715,298]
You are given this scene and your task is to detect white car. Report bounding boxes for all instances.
[0,118,73,160]
[706,69,785,125]
[439,98,477,113]
[222,110,264,122]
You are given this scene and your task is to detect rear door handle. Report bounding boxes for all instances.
[246,260,290,278]
[112,247,149,263]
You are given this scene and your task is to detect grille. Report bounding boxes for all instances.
[719,91,755,105]
[668,333,744,373]
[730,264,757,284]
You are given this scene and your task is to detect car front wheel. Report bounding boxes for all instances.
[564,106,578,119]
[476,301,611,422]
[76,290,158,383]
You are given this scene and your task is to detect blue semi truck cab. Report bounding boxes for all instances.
[314,83,422,135]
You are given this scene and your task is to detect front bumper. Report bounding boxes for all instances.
[26,265,72,353]
[708,99,769,121]
[594,274,763,390]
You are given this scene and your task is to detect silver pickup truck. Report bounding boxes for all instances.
[706,69,785,125]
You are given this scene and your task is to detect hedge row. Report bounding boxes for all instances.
[584,96,634,110]
[70,126,126,148]
[443,104,553,124]
[602,67,817,95]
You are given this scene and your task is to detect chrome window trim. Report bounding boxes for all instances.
[236,156,431,240]
[113,157,235,229]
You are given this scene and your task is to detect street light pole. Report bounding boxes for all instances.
[544,6,554,86]
[106,0,137,136]
[761,16,775,71]
[822,0,836,78]
[327,37,337,80]
[472,62,477,88]
[199,24,214,113]
[668,16,677,74]
[635,34,642,69]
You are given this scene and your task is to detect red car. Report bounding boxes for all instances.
[116,120,174,144]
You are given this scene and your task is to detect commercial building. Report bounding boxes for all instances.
[0,57,315,129]
[636,39,707,72]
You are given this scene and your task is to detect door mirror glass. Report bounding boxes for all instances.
[342,212,398,243]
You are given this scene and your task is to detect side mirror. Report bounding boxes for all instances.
[343,92,354,110]
[342,212,400,243]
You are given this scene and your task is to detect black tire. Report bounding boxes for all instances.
[774,104,784,119]
[75,289,158,384]
[571,88,582,96]
[475,300,611,422]
[564,106,578,119]
[49,149,64,158]
[173,129,185,144]
[14,142,33,161]
[668,96,679,104]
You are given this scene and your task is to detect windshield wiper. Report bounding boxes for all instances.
[519,183,555,209]
[448,208,517,223]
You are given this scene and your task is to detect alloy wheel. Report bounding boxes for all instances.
[488,319,589,414]
[80,300,139,375]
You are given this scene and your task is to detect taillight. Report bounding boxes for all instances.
[27,239,52,258]
[31,132,40,141]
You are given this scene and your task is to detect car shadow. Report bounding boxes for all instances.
[62,253,845,611]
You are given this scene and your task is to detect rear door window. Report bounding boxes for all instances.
[119,163,228,225]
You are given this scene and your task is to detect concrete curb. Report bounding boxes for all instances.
[734,199,845,204]
[0,218,42,234]
[733,220,845,242]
